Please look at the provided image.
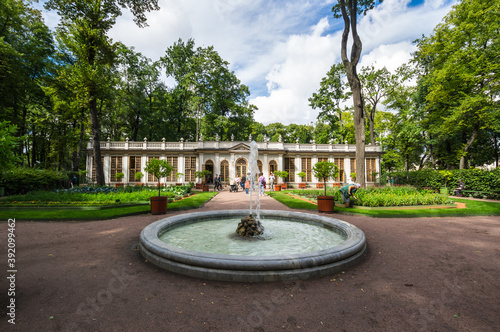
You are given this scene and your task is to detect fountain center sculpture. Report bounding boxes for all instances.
[236,214,265,237]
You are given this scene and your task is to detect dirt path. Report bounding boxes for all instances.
[1,189,499,331]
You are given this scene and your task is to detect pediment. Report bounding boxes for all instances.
[228,143,251,152]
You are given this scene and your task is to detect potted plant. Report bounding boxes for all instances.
[273,170,288,191]
[145,159,174,214]
[313,161,339,213]
[175,172,184,186]
[195,170,212,191]
[134,171,144,186]
[115,172,125,188]
[297,171,307,189]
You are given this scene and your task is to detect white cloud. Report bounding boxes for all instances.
[252,0,456,125]
[35,0,457,126]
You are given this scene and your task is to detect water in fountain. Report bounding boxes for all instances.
[248,141,260,218]
[235,141,264,237]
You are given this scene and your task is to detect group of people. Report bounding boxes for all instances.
[226,172,278,196]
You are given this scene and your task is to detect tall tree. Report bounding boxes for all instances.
[45,0,159,185]
[309,62,351,143]
[413,0,499,169]
[332,0,381,187]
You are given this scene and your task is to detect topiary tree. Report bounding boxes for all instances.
[135,171,144,182]
[145,159,174,197]
[273,170,288,184]
[313,161,339,196]
[297,172,307,182]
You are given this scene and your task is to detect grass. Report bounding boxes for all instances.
[0,191,218,221]
[269,191,500,218]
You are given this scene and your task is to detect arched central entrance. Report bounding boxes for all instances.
[235,158,247,178]
[204,160,214,183]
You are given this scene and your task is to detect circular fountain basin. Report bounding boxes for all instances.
[140,210,366,282]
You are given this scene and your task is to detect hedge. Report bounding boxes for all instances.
[0,168,68,195]
[389,168,500,199]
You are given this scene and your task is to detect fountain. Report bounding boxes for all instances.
[139,141,366,282]
[236,141,264,237]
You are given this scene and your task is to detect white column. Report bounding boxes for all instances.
[263,153,269,178]
[312,155,318,183]
[104,154,110,184]
[215,153,220,175]
[178,154,185,183]
[345,157,352,183]
[295,156,301,183]
[123,155,129,184]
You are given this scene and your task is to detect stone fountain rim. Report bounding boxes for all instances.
[140,210,366,275]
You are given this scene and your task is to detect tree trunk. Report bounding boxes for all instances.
[459,126,478,169]
[73,109,86,172]
[90,97,105,185]
[339,0,366,187]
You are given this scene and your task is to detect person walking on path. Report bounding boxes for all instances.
[258,173,266,196]
[340,183,360,208]
[269,172,275,191]
[214,174,221,191]
[240,175,246,191]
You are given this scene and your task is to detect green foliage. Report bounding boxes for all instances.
[0,121,21,170]
[354,186,451,207]
[389,169,500,199]
[135,171,144,181]
[144,159,174,196]
[0,167,67,195]
[273,170,289,184]
[297,172,307,181]
[312,161,339,196]
[413,0,500,169]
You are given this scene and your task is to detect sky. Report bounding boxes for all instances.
[36,0,457,125]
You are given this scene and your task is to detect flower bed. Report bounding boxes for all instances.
[0,185,191,207]
[289,186,453,208]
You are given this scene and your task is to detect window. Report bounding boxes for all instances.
[269,160,277,174]
[220,160,229,183]
[284,157,295,182]
[257,160,263,174]
[185,156,197,182]
[236,158,247,178]
[129,156,142,182]
[366,158,377,182]
[91,156,104,182]
[147,156,160,182]
[110,156,123,182]
[301,157,312,182]
[165,156,178,182]
[334,158,345,182]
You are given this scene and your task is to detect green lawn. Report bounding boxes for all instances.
[0,191,218,221]
[268,191,500,218]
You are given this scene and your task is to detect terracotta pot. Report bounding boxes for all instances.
[202,185,209,192]
[317,196,335,214]
[115,183,124,189]
[281,183,287,190]
[150,196,168,215]
[274,184,282,191]
[195,183,202,189]
[299,183,306,189]
[316,183,324,188]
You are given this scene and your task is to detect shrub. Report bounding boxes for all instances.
[0,167,67,195]
[389,168,500,199]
